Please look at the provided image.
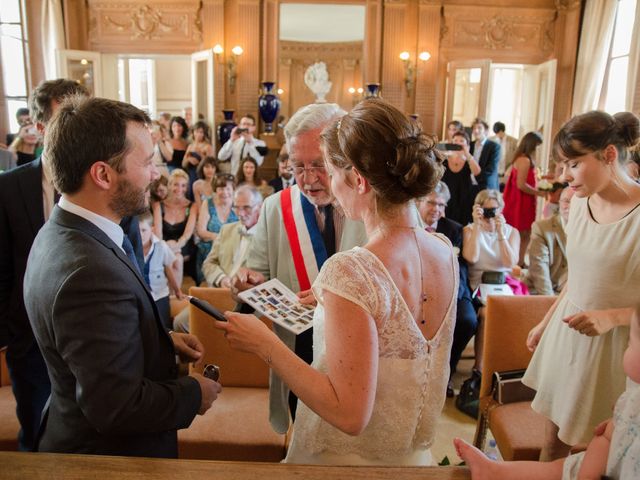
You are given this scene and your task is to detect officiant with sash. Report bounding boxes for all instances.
[231,103,368,434]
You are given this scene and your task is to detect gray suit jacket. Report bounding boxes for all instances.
[246,189,368,433]
[525,214,568,296]
[24,206,201,457]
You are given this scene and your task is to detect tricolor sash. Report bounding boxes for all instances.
[281,185,328,290]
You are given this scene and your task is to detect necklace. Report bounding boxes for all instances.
[371,224,428,325]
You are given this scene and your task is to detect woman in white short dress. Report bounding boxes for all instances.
[214,98,458,465]
[522,110,640,460]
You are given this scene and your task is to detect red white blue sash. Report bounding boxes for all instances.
[281,185,328,290]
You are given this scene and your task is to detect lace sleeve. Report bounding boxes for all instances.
[312,250,379,318]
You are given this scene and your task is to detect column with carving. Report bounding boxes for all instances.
[202,0,225,141]
[552,0,582,135]
[382,0,412,110]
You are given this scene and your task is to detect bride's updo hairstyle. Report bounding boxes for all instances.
[553,110,640,164]
[321,98,443,209]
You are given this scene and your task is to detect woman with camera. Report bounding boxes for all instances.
[9,122,41,166]
[458,189,520,393]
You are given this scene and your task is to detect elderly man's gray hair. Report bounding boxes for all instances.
[284,103,346,145]
[433,181,451,203]
[234,184,263,205]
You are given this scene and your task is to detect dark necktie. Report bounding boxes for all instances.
[321,204,335,257]
[122,235,142,275]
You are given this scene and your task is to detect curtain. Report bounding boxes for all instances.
[626,0,640,111]
[41,0,66,80]
[571,0,618,114]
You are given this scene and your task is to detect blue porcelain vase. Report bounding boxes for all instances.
[217,110,236,146]
[365,83,381,98]
[258,81,280,134]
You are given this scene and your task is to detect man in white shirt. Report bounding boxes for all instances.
[489,121,518,185]
[23,96,221,457]
[217,114,266,176]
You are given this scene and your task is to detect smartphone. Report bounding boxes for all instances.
[483,207,497,219]
[435,143,463,151]
[236,128,248,134]
[189,151,202,161]
[188,296,227,322]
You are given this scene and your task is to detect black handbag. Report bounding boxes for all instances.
[455,369,481,419]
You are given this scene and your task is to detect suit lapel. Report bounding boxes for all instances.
[51,207,154,300]
[18,159,45,236]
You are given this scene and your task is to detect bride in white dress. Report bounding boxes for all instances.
[216,98,458,465]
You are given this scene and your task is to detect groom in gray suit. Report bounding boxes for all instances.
[233,103,368,434]
[23,96,221,457]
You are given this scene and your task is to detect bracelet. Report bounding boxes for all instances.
[168,330,174,335]
[498,236,506,241]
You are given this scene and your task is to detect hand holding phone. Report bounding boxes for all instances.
[188,296,227,322]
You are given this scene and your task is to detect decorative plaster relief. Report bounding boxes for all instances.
[441,6,556,53]
[89,1,201,47]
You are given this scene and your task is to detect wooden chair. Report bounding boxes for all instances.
[473,295,556,461]
[0,347,19,451]
[177,287,286,461]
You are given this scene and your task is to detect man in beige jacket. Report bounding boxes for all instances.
[526,187,574,295]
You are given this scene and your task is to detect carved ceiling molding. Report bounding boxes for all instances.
[441,7,556,53]
[88,1,201,48]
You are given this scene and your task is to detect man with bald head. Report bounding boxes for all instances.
[233,103,368,434]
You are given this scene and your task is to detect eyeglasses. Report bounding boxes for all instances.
[232,204,258,213]
[426,200,447,209]
[292,165,326,176]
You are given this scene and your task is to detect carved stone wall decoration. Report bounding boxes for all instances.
[88,1,202,53]
[441,6,556,61]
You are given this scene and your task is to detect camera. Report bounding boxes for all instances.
[203,364,220,382]
[236,128,248,134]
[483,207,497,219]
[188,151,202,161]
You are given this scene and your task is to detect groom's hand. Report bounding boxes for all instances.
[170,332,204,366]
[191,373,222,415]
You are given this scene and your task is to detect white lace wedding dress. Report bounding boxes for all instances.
[284,243,458,465]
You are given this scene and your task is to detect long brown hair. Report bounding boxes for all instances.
[513,131,543,162]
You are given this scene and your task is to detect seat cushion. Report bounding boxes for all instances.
[0,387,19,451]
[178,386,286,462]
[489,401,546,461]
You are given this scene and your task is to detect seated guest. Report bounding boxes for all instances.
[152,169,198,285]
[217,114,265,175]
[164,116,190,172]
[173,185,262,333]
[417,181,477,398]
[149,175,169,211]
[9,123,40,166]
[470,118,501,191]
[237,157,273,198]
[23,96,220,458]
[268,152,296,192]
[138,212,185,329]
[441,130,481,226]
[149,121,170,176]
[183,121,215,200]
[525,186,574,295]
[195,174,237,284]
[192,156,217,202]
[462,189,521,375]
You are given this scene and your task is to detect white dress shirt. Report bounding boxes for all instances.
[58,197,125,252]
[217,136,266,176]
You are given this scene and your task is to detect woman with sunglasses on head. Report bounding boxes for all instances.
[213,99,457,465]
[522,111,640,462]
